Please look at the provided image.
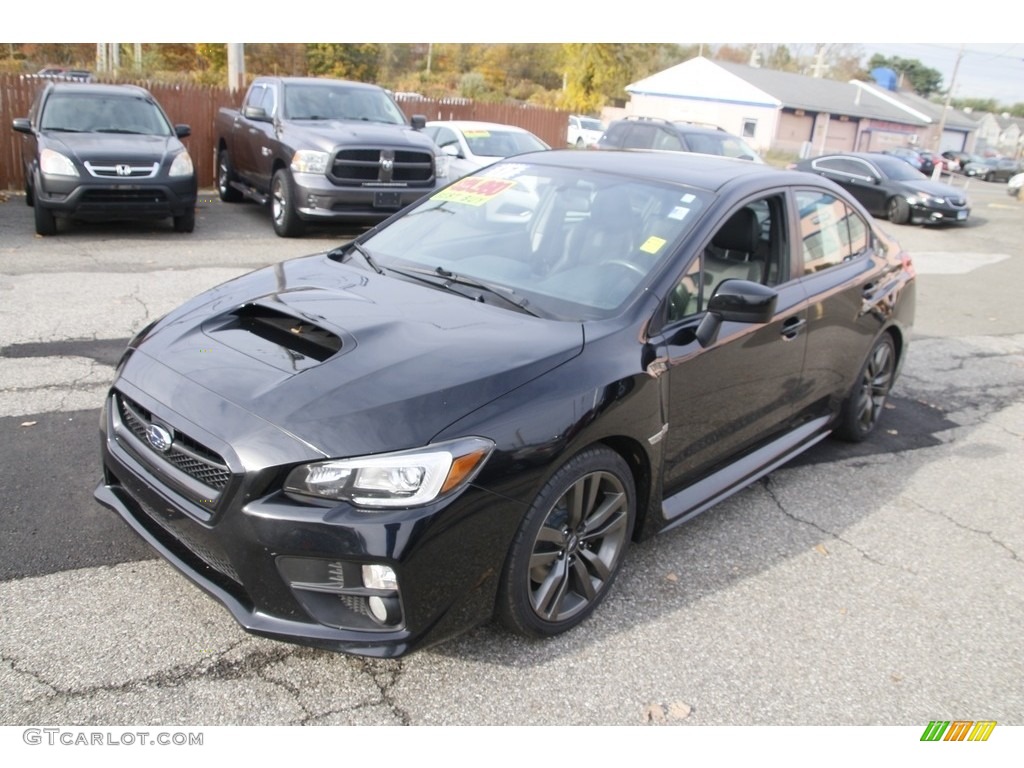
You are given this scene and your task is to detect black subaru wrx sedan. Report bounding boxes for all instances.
[95,150,915,657]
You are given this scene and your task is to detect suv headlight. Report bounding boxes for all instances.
[169,150,194,177]
[40,148,78,177]
[284,437,493,508]
[291,150,330,174]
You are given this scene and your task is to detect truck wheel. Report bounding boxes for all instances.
[217,149,243,203]
[271,169,305,237]
[34,201,57,236]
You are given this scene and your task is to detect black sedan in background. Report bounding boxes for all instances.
[793,152,970,225]
[962,156,1021,182]
[12,82,197,235]
[95,151,915,657]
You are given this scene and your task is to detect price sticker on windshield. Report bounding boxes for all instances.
[433,176,517,206]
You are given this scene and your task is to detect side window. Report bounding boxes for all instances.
[622,124,656,150]
[665,195,789,324]
[654,128,684,151]
[795,190,869,274]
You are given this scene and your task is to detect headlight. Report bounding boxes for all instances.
[40,148,78,177]
[435,153,450,179]
[169,150,194,177]
[291,150,329,174]
[284,437,494,508]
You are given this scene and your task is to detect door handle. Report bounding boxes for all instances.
[781,316,806,340]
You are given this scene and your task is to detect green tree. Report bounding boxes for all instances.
[867,54,943,97]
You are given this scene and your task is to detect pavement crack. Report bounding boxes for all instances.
[762,476,918,575]
[908,498,1021,565]
[356,658,410,725]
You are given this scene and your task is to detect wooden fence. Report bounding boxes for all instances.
[0,73,572,191]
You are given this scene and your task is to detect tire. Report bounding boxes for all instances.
[984,171,994,183]
[498,446,635,638]
[834,333,896,443]
[887,196,910,225]
[216,149,243,203]
[575,137,585,149]
[173,208,195,233]
[33,200,57,236]
[271,168,305,237]
[25,180,34,207]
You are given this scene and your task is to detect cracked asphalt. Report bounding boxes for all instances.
[0,183,1021,732]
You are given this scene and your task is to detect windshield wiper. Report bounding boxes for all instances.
[404,266,541,317]
[329,241,384,274]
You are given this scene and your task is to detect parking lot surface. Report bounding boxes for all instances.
[0,182,1021,733]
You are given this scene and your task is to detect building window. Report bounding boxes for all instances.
[742,119,757,139]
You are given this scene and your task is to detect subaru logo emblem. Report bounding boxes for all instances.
[145,423,173,453]
[116,164,131,176]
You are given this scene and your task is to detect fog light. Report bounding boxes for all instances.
[362,563,398,591]
[367,595,402,625]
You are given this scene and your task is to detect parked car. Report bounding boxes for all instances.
[424,120,549,179]
[12,82,197,235]
[95,150,915,658]
[792,152,970,225]
[962,156,1020,182]
[1008,172,1024,198]
[883,147,935,176]
[915,149,948,174]
[594,116,764,162]
[215,77,448,237]
[567,114,604,148]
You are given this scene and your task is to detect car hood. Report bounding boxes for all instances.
[280,121,439,154]
[42,132,185,163]
[900,178,967,199]
[121,253,584,457]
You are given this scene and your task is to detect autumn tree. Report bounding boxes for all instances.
[867,54,943,97]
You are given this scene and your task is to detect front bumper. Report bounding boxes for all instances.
[909,201,970,225]
[291,172,441,223]
[36,173,197,220]
[94,385,524,657]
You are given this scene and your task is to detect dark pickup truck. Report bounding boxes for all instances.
[215,77,449,236]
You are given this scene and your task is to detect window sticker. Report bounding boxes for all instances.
[680,194,696,203]
[668,206,691,221]
[432,176,517,206]
[463,130,491,137]
[640,236,667,255]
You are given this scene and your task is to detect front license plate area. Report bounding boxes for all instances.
[957,210,967,220]
[374,191,402,209]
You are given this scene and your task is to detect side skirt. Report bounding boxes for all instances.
[660,415,832,533]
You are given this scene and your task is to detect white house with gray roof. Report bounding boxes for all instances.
[623,57,977,157]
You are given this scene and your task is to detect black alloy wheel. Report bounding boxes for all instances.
[499,446,635,638]
[887,196,910,225]
[835,333,896,442]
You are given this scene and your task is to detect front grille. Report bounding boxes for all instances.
[80,189,168,204]
[84,161,159,179]
[115,392,231,491]
[330,148,434,185]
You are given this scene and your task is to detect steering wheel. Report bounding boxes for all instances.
[601,259,646,277]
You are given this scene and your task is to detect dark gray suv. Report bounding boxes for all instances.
[594,117,764,162]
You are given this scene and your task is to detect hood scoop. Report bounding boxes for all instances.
[202,303,349,373]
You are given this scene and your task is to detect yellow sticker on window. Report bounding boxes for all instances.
[463,130,491,137]
[640,236,666,255]
[433,176,517,206]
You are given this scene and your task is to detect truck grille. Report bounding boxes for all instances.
[115,392,231,491]
[330,148,434,185]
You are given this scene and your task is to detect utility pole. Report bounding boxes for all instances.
[935,44,964,152]
[227,43,245,93]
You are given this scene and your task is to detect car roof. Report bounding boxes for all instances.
[518,148,794,192]
[259,76,385,92]
[427,120,533,133]
[43,82,153,98]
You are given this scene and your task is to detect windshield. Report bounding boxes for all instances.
[356,161,710,320]
[40,93,172,135]
[579,117,603,131]
[874,156,927,181]
[463,129,548,158]
[283,83,407,124]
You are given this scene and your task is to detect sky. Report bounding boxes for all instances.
[13,2,1024,107]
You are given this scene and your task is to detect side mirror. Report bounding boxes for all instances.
[12,117,32,134]
[242,105,270,122]
[696,279,778,347]
[442,144,462,159]
[174,124,191,138]
[410,114,426,130]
